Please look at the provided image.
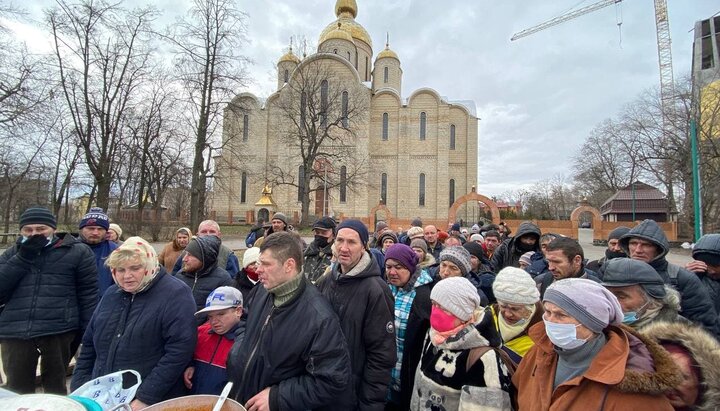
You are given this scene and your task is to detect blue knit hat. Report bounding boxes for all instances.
[79,207,110,230]
[337,219,369,246]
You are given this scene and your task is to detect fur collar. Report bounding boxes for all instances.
[641,321,720,411]
[614,325,682,395]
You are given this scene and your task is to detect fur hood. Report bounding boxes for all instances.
[641,321,720,411]
[615,325,682,395]
[418,253,436,269]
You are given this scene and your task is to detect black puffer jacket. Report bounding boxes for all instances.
[303,240,333,283]
[490,222,541,273]
[174,235,234,322]
[0,233,98,339]
[227,277,351,410]
[620,219,720,336]
[691,234,720,314]
[317,251,396,411]
[70,268,197,405]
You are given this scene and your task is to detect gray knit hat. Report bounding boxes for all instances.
[271,212,288,227]
[410,238,428,254]
[493,267,540,305]
[19,207,57,229]
[544,278,623,333]
[439,246,472,276]
[430,277,481,321]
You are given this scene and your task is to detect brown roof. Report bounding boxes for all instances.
[600,181,676,215]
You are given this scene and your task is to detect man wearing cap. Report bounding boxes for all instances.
[490,221,541,273]
[535,237,601,298]
[227,231,350,410]
[0,207,98,394]
[171,220,240,278]
[619,219,720,336]
[185,286,243,395]
[602,258,685,330]
[586,226,630,274]
[78,207,118,297]
[514,278,680,410]
[304,217,336,283]
[423,225,444,260]
[175,235,234,324]
[317,219,396,411]
[686,233,720,315]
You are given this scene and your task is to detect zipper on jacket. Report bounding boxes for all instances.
[193,274,198,291]
[240,306,275,385]
[209,332,223,364]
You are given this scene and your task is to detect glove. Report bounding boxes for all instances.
[18,234,48,260]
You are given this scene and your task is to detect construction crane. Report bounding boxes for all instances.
[511,0,675,123]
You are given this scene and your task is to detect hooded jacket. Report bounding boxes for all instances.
[490,222,541,273]
[0,233,98,339]
[303,239,333,283]
[513,323,680,411]
[158,227,192,272]
[641,321,720,411]
[174,235,234,322]
[619,219,720,336]
[70,268,197,405]
[317,251,396,411]
[691,234,720,314]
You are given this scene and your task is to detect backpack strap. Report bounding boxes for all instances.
[466,346,518,378]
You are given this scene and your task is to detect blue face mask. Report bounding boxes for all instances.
[544,320,587,350]
[622,300,649,325]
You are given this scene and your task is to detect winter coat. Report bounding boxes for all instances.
[513,323,679,411]
[410,307,513,411]
[387,268,434,408]
[84,239,117,297]
[642,321,720,411]
[690,234,720,314]
[525,251,548,278]
[190,322,238,395]
[428,242,443,261]
[233,267,258,304]
[303,240,333,283]
[317,251,396,411]
[490,301,544,366]
[490,222,541,273]
[0,233,98,339]
[535,266,602,298]
[171,243,239,278]
[70,268,197,405]
[418,253,436,269]
[159,241,184,272]
[227,277,351,410]
[619,219,720,336]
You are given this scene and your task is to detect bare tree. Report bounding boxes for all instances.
[267,58,369,224]
[164,0,250,229]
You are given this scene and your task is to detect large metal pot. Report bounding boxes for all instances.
[142,395,246,411]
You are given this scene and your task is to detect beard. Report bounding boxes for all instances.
[605,249,627,260]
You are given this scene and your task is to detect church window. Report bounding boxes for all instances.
[242,115,249,142]
[419,173,426,206]
[321,80,329,127]
[333,48,338,54]
[365,56,369,80]
[382,113,389,140]
[342,91,349,128]
[241,172,247,203]
[420,112,426,140]
[383,66,388,83]
[298,166,305,202]
[283,69,289,83]
[381,173,387,204]
[355,50,358,69]
[347,51,351,61]
[449,179,455,207]
[450,124,456,150]
[340,166,347,202]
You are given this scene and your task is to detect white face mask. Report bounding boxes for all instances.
[21,235,53,246]
[544,320,587,350]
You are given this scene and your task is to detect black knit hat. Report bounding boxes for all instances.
[19,207,57,229]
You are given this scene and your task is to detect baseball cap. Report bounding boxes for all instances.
[195,286,243,316]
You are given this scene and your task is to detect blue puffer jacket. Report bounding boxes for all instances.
[70,268,197,405]
[620,219,720,336]
[84,239,118,297]
[0,233,98,339]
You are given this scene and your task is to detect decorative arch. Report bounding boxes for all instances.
[570,201,603,240]
[448,187,500,225]
[369,203,394,227]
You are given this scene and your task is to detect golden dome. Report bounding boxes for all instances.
[319,0,372,47]
[335,0,357,18]
[324,22,355,43]
[278,49,300,64]
[376,45,399,61]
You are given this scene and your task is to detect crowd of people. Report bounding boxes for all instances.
[0,207,719,410]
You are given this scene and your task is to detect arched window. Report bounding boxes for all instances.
[382,113,389,140]
[419,173,426,206]
[419,112,426,140]
[347,51,351,61]
[383,66,388,83]
[283,69,289,83]
[333,48,338,54]
[340,166,347,202]
[242,114,249,142]
[381,173,387,204]
[450,124,456,150]
[298,166,305,202]
[355,50,358,69]
[241,172,247,203]
[342,91,349,128]
[449,179,455,207]
[321,80,329,127]
[365,56,369,80]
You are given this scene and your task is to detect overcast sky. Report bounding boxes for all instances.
[15,0,720,198]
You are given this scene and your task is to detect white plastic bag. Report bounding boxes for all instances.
[70,369,141,411]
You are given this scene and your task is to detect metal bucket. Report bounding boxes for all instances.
[143,394,247,411]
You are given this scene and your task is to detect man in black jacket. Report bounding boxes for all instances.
[490,221,541,272]
[0,207,98,394]
[317,219,396,411]
[303,216,336,283]
[619,219,720,336]
[535,237,601,298]
[228,231,350,410]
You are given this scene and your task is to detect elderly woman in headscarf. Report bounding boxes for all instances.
[490,267,544,366]
[158,227,192,272]
[410,277,513,410]
[71,236,197,410]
